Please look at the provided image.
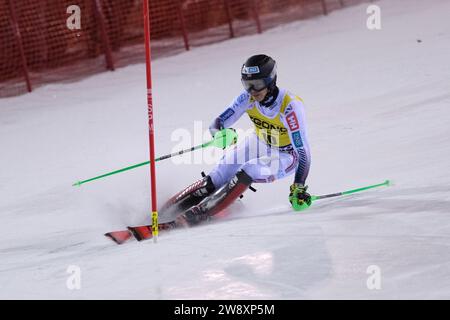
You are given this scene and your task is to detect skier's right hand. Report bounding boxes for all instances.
[211,125,237,149]
[209,118,224,138]
[226,128,238,148]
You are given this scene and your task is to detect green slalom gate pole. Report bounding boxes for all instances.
[311,180,391,202]
[73,128,237,187]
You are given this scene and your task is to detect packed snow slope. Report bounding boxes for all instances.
[1,0,449,299]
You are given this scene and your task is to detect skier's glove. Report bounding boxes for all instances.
[289,183,312,211]
[212,128,237,149]
[209,118,224,138]
[227,128,238,148]
[209,118,237,149]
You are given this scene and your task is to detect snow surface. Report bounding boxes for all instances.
[1,0,450,299]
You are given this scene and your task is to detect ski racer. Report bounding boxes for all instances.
[163,54,312,226]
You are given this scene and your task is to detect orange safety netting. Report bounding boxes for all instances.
[0,0,368,97]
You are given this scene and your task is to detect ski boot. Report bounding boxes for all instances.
[160,175,216,220]
[178,170,253,226]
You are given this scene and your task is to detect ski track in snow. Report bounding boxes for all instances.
[1,0,450,299]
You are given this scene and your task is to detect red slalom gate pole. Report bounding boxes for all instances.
[8,0,32,92]
[143,0,158,242]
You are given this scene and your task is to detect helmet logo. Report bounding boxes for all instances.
[242,66,260,75]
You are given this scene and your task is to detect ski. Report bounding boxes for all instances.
[104,220,178,244]
[128,220,178,241]
[104,230,133,245]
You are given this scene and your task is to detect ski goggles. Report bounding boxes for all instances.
[241,78,272,92]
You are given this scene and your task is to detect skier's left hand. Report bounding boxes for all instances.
[289,183,312,211]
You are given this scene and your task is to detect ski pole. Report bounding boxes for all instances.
[311,180,390,201]
[72,128,238,187]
